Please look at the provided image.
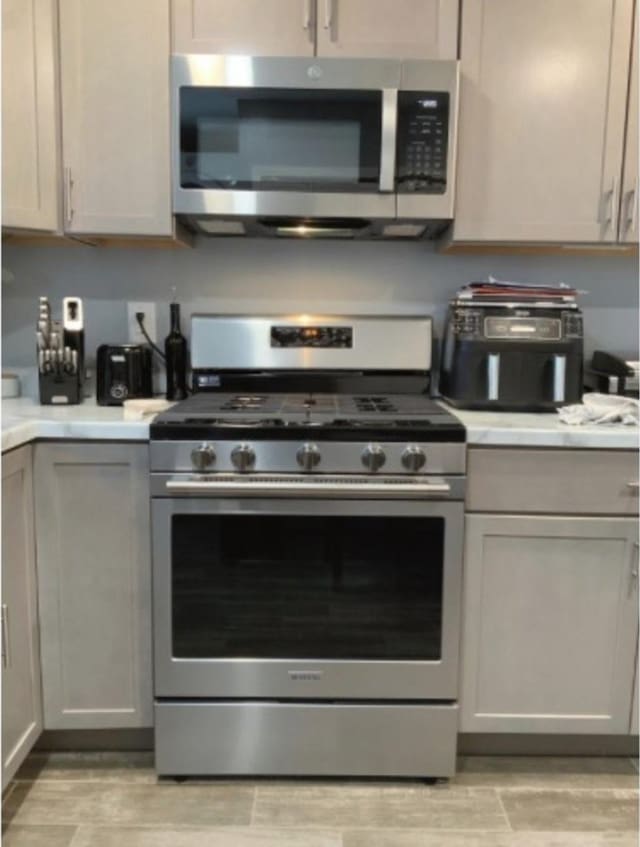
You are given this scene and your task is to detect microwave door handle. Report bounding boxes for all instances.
[487,353,500,401]
[553,354,567,404]
[379,89,397,193]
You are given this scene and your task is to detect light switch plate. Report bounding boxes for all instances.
[127,302,157,344]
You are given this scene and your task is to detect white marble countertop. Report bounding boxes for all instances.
[2,395,638,453]
[448,406,639,450]
[2,397,150,453]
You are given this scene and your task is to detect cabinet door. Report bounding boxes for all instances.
[172,0,315,56]
[631,637,638,734]
[315,0,457,59]
[2,446,42,789]
[2,0,60,231]
[35,443,152,729]
[59,0,172,235]
[460,515,639,734]
[620,8,638,243]
[453,0,634,243]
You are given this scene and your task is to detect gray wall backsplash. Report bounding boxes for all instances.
[2,239,638,380]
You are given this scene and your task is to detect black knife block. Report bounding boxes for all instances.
[39,371,82,405]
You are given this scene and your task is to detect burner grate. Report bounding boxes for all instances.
[354,396,398,413]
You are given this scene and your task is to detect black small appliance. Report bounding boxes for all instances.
[439,301,584,411]
[586,351,639,397]
[96,344,153,406]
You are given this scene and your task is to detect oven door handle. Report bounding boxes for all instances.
[164,478,452,498]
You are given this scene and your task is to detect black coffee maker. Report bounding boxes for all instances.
[439,301,584,411]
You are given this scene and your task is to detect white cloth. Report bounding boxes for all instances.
[558,393,640,426]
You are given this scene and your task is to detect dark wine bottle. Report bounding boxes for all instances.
[165,302,187,401]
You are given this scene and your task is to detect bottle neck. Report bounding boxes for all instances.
[169,303,181,334]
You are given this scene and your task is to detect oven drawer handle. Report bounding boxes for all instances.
[165,479,452,496]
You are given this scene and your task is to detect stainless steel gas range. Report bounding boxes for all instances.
[150,315,466,778]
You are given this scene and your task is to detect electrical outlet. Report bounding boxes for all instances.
[127,302,157,345]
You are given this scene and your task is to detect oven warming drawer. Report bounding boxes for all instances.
[155,701,458,778]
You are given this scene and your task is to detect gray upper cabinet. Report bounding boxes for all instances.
[2,446,43,789]
[2,0,61,232]
[172,0,457,59]
[59,0,172,235]
[35,443,152,730]
[619,7,638,244]
[315,0,458,59]
[461,513,639,735]
[172,0,315,55]
[452,0,634,244]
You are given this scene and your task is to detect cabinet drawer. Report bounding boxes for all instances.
[467,448,639,515]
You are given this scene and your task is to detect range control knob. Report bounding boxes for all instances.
[190,443,216,472]
[361,443,386,473]
[296,442,321,471]
[402,445,426,472]
[231,443,256,473]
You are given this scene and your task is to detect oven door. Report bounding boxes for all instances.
[172,55,399,220]
[152,493,463,701]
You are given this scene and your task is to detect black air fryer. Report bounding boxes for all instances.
[439,302,583,411]
[96,344,153,406]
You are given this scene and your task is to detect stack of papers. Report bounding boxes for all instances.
[456,278,581,303]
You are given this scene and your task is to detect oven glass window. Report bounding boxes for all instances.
[171,514,444,660]
[179,87,382,193]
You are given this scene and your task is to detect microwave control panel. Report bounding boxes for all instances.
[396,91,449,194]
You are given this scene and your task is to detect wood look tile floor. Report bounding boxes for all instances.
[2,753,638,846]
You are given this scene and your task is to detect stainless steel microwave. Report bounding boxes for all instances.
[171,55,459,238]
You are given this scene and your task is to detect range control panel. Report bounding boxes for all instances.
[270,325,353,348]
[396,91,449,194]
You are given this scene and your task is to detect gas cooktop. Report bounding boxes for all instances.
[151,392,464,442]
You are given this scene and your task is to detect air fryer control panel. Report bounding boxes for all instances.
[396,91,449,194]
[449,307,583,341]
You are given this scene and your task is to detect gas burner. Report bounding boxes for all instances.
[220,395,268,411]
[354,396,398,414]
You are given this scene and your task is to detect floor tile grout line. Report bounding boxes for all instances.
[494,787,514,831]
[249,784,257,826]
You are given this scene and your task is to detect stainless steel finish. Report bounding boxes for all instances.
[379,89,398,193]
[553,354,566,403]
[604,177,618,227]
[153,472,464,500]
[361,443,386,472]
[155,701,458,777]
[230,443,256,472]
[151,440,466,476]
[402,444,426,472]
[1,604,9,669]
[163,474,453,499]
[190,314,432,371]
[296,442,321,471]
[629,542,639,597]
[303,0,312,29]
[152,496,464,699]
[171,55,459,225]
[454,299,578,311]
[323,0,334,30]
[487,353,500,401]
[64,166,73,224]
[190,444,216,472]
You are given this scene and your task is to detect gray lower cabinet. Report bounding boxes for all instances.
[34,442,152,729]
[460,514,639,734]
[2,445,43,789]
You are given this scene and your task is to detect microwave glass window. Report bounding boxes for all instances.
[171,513,445,660]
[179,88,382,193]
